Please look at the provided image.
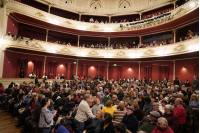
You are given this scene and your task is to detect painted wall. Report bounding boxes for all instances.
[6,16,19,36]
[2,51,199,85]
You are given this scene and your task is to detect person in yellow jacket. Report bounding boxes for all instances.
[102,100,117,117]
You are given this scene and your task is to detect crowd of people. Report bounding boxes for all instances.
[0,72,199,133]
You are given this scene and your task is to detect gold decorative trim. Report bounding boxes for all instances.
[88,50,99,56]
[64,21,73,25]
[35,12,45,17]
[31,42,43,48]
[116,51,126,56]
[61,47,71,53]
[173,44,186,51]
[90,25,100,29]
[144,49,155,55]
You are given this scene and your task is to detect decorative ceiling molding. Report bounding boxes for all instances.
[144,49,155,55]
[31,42,43,48]
[35,12,45,17]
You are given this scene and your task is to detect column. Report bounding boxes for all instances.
[172,29,176,43]
[0,6,9,78]
[172,60,176,80]
[77,35,80,47]
[139,12,142,20]
[109,15,111,23]
[108,37,110,47]
[48,5,51,13]
[138,61,141,79]
[139,36,143,44]
[46,29,49,42]
[44,56,47,73]
[79,13,82,21]
[107,61,109,80]
[173,1,176,9]
[76,59,79,76]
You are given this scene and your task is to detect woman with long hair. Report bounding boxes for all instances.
[100,113,115,133]
[38,98,57,133]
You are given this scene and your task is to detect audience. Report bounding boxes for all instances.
[0,73,198,133]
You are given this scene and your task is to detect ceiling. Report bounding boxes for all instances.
[10,7,199,37]
[35,0,174,16]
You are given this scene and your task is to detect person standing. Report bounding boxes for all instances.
[74,94,95,133]
[19,69,25,78]
[192,75,199,91]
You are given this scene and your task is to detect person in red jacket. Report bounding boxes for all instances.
[173,98,186,125]
[152,117,174,133]
[163,104,179,132]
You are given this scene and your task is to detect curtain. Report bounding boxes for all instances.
[16,58,23,78]
[33,60,42,78]
[108,66,113,80]
[24,59,28,78]
[48,61,53,76]
[194,64,199,78]
[100,66,104,78]
[159,66,170,80]
[86,64,89,77]
[80,64,83,76]
[53,62,58,76]
[70,63,74,78]
[65,63,68,78]
[144,66,152,81]
[118,66,122,80]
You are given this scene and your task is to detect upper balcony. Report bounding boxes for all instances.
[2,35,199,59]
[6,0,199,36]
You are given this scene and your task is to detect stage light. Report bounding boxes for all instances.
[30,38,33,41]
[25,41,29,44]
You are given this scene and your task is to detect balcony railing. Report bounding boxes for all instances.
[2,35,199,59]
[6,0,199,32]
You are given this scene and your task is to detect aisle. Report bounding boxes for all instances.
[0,109,26,133]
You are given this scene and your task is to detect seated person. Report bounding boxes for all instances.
[142,97,153,112]
[137,111,161,133]
[173,98,186,125]
[183,98,194,127]
[100,113,115,133]
[113,103,126,125]
[86,109,103,133]
[29,72,36,79]
[92,98,104,115]
[189,94,199,110]
[102,100,117,117]
[114,123,127,133]
[163,104,179,133]
[151,117,174,133]
[121,106,138,133]
[144,102,162,117]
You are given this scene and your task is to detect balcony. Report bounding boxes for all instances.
[6,0,199,33]
[2,35,199,59]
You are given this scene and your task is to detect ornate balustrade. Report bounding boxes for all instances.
[2,35,199,59]
[6,0,199,32]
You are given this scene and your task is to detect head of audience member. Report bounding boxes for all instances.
[123,98,130,107]
[114,123,126,133]
[95,109,103,120]
[174,98,183,107]
[152,103,159,111]
[172,93,178,100]
[194,75,197,80]
[164,104,173,114]
[126,106,134,116]
[112,94,118,101]
[117,103,125,111]
[93,98,100,105]
[131,101,140,111]
[157,117,169,131]
[178,92,184,99]
[161,99,167,107]
[84,94,93,103]
[104,90,109,96]
[182,98,189,107]
[105,100,113,108]
[191,94,198,101]
[144,97,151,104]
[149,111,160,122]
[102,113,112,124]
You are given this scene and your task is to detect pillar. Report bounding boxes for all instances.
[46,29,49,42]
[139,12,142,20]
[76,59,79,76]
[109,15,111,23]
[108,37,110,47]
[107,61,109,80]
[139,36,143,44]
[77,35,80,47]
[172,29,176,43]
[79,13,82,21]
[48,5,51,13]
[138,61,141,79]
[0,6,9,78]
[44,56,47,73]
[173,1,176,9]
[172,60,176,80]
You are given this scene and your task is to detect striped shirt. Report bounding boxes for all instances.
[113,110,126,125]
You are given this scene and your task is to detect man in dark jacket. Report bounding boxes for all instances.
[137,111,160,133]
[121,106,138,133]
[163,104,179,133]
[173,77,179,85]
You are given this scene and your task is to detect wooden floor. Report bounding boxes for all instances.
[0,109,26,133]
[0,108,199,133]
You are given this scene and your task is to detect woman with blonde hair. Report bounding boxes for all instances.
[113,103,126,125]
[131,101,142,121]
[189,93,199,110]
[102,100,117,117]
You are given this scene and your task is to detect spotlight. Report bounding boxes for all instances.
[7,32,11,36]
[21,37,23,40]
[25,41,29,44]
[120,24,123,27]
[30,38,33,41]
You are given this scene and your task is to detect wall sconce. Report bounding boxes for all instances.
[91,66,94,68]
[60,64,63,67]
[128,68,132,70]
